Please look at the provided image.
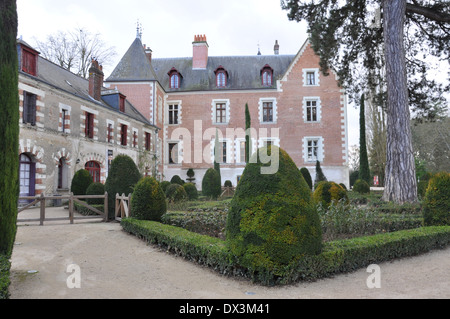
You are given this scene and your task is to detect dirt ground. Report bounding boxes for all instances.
[8,207,450,299]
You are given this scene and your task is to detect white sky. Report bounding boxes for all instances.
[17,0,448,150]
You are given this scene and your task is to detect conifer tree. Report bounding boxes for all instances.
[359,94,371,184]
[314,160,327,187]
[0,0,19,256]
[245,103,251,163]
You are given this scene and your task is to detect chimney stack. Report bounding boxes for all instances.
[89,59,104,101]
[143,44,153,63]
[192,34,209,69]
[274,40,280,55]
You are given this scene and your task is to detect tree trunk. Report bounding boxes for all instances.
[382,0,418,204]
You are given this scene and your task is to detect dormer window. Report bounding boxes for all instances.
[20,45,39,76]
[119,94,126,113]
[168,68,182,89]
[261,65,273,87]
[215,66,228,88]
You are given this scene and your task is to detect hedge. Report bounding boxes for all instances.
[0,254,10,299]
[121,218,450,286]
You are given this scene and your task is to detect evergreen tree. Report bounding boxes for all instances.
[0,0,20,257]
[359,94,371,184]
[314,160,327,187]
[213,128,221,182]
[245,103,251,163]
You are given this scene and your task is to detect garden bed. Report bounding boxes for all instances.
[121,218,450,286]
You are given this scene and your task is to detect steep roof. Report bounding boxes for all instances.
[152,55,295,92]
[21,51,154,127]
[106,38,158,82]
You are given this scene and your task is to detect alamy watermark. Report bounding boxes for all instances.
[66,264,81,289]
[366,264,381,289]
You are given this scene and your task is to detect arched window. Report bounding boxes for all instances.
[168,68,182,89]
[261,65,274,87]
[58,158,69,189]
[19,154,35,198]
[215,66,228,88]
[85,161,101,183]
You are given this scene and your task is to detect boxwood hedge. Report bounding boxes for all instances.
[0,254,10,299]
[121,218,450,286]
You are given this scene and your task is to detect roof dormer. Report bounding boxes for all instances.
[168,67,183,89]
[214,66,228,88]
[18,40,39,77]
[261,64,274,87]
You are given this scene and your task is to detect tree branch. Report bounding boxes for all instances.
[406,3,450,23]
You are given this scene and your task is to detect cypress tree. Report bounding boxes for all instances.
[314,160,327,188]
[359,94,371,184]
[245,103,251,163]
[0,0,20,257]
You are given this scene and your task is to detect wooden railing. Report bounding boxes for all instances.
[18,192,108,225]
[115,193,132,221]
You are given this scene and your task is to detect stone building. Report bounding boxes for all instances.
[17,39,159,200]
[106,34,349,188]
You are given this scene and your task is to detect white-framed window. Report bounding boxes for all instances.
[303,68,320,87]
[106,119,115,144]
[58,103,71,133]
[235,139,247,164]
[303,137,324,162]
[211,138,232,164]
[211,99,230,124]
[167,142,180,165]
[303,97,321,123]
[167,101,182,125]
[259,98,277,124]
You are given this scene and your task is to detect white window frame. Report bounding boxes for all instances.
[303,68,320,87]
[211,99,230,125]
[58,103,71,133]
[303,97,322,123]
[167,141,182,165]
[259,98,277,124]
[303,136,324,163]
[166,101,182,125]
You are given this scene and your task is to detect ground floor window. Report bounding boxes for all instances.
[85,161,101,183]
[19,153,35,198]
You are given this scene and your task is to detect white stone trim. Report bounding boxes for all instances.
[211,99,230,125]
[302,96,322,123]
[258,97,278,124]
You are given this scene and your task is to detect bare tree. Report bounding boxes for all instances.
[35,27,116,78]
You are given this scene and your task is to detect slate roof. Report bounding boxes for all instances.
[106,37,296,92]
[32,56,153,126]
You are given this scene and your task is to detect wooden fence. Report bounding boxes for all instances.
[115,193,132,221]
[18,192,108,225]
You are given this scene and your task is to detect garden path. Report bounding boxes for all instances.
[9,207,450,299]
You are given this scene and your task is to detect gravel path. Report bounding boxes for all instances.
[8,208,450,299]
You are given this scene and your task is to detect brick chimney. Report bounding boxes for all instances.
[143,44,152,63]
[192,34,208,69]
[274,40,280,55]
[89,59,104,101]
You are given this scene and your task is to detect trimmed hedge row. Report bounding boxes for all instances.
[0,254,10,299]
[121,218,450,286]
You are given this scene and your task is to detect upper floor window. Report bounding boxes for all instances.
[261,65,273,87]
[303,97,321,123]
[23,92,37,126]
[145,132,152,151]
[168,104,179,125]
[121,124,128,146]
[303,68,320,86]
[119,94,126,113]
[215,66,228,88]
[168,68,182,89]
[85,112,95,139]
[21,46,38,76]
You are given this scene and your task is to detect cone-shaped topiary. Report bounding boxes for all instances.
[202,168,221,199]
[105,155,142,220]
[313,181,349,208]
[423,172,450,226]
[131,177,167,221]
[300,167,313,190]
[71,169,93,196]
[226,146,322,282]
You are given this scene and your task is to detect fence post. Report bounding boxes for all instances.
[128,193,132,218]
[104,192,108,222]
[39,194,45,226]
[69,193,74,224]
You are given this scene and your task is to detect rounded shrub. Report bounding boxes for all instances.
[313,181,349,208]
[160,181,171,193]
[165,183,188,203]
[423,172,450,226]
[202,168,221,199]
[71,169,92,196]
[226,146,322,281]
[224,180,233,188]
[105,155,142,220]
[300,167,313,190]
[353,179,370,194]
[131,177,167,221]
[86,182,105,205]
[417,172,432,198]
[183,183,198,201]
[170,175,184,185]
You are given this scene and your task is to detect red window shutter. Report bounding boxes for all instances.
[89,114,94,138]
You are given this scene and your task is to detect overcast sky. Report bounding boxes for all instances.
[16,0,448,150]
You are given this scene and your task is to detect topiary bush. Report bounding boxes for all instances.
[170,175,184,185]
[423,172,450,226]
[131,177,167,221]
[224,180,233,188]
[300,167,313,190]
[313,181,349,208]
[202,168,221,199]
[71,169,93,196]
[417,172,432,198]
[165,183,188,203]
[183,183,198,201]
[226,146,322,283]
[86,182,105,205]
[160,181,171,193]
[105,155,142,220]
[353,179,370,194]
